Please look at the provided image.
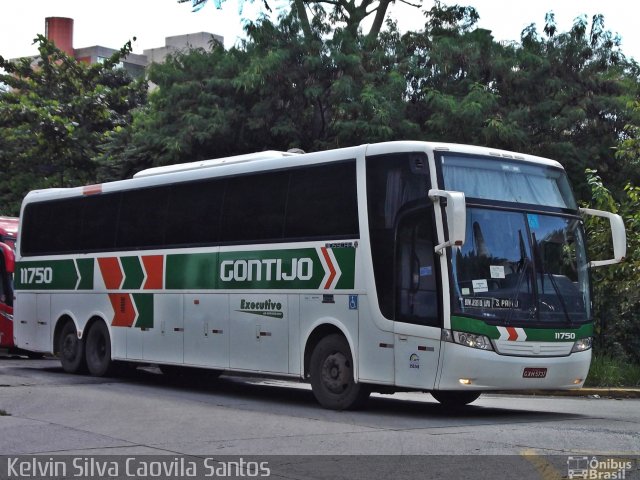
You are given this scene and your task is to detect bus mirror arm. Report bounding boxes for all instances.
[579,207,627,267]
[428,189,467,254]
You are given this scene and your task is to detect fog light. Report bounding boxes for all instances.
[459,378,472,385]
[573,378,583,385]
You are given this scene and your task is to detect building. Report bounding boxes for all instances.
[15,17,222,77]
[143,32,223,64]
[44,17,148,78]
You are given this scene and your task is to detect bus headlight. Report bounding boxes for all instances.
[452,331,494,351]
[571,337,593,353]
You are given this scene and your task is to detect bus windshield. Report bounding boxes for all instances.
[441,155,577,209]
[451,207,590,325]
[439,153,590,325]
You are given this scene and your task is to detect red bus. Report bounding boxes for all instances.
[0,217,18,351]
[0,217,17,250]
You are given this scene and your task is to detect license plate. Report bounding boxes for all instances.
[523,367,547,378]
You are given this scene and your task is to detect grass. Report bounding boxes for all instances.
[584,354,640,388]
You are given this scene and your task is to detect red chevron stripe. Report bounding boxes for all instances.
[506,326,518,341]
[108,293,136,327]
[321,247,336,289]
[142,255,163,289]
[98,257,123,290]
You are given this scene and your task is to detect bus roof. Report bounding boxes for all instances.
[21,141,565,205]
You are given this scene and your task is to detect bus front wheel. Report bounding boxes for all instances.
[58,321,86,374]
[85,321,113,377]
[309,334,370,410]
[431,391,481,407]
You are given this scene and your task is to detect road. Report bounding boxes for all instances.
[0,354,638,479]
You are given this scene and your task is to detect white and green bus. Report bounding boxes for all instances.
[14,141,626,409]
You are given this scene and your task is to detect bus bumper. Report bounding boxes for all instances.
[436,341,592,391]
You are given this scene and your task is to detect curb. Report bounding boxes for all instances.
[494,388,640,399]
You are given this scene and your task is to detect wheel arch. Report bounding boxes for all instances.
[303,320,358,380]
[53,313,110,354]
[53,314,77,354]
[84,315,110,337]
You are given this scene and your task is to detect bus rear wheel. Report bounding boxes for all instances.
[431,391,481,407]
[309,334,370,410]
[85,321,113,377]
[58,321,86,374]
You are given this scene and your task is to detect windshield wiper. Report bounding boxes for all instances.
[532,233,572,324]
[505,229,531,325]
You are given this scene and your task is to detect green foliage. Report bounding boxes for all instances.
[101,42,244,175]
[107,10,418,169]
[102,4,639,203]
[585,354,640,387]
[0,35,147,215]
[405,9,640,200]
[584,169,640,364]
[178,0,404,46]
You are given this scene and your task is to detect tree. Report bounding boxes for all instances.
[100,43,252,175]
[177,0,420,46]
[404,4,521,147]
[584,169,640,363]
[504,13,640,199]
[404,9,640,201]
[584,100,640,363]
[0,35,147,214]
[105,9,418,172]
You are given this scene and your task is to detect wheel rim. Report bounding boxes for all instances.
[94,333,106,361]
[321,352,351,394]
[62,333,77,361]
[87,327,108,369]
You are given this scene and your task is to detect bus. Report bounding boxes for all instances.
[0,216,18,250]
[0,217,18,351]
[13,142,626,409]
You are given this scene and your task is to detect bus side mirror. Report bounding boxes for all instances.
[429,189,466,254]
[579,207,627,267]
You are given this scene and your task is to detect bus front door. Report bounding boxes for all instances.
[393,208,441,389]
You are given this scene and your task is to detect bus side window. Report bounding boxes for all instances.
[395,210,439,327]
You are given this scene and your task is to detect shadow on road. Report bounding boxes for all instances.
[6,357,586,423]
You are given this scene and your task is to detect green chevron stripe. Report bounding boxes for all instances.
[333,248,356,289]
[76,258,94,290]
[121,256,144,289]
[132,293,154,328]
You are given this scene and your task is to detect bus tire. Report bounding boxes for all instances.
[309,334,370,410]
[58,321,86,374]
[431,391,481,407]
[85,321,113,377]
